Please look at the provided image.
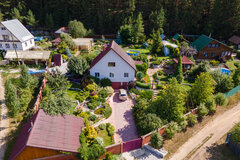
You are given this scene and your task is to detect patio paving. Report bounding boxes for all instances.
[106,91,138,143]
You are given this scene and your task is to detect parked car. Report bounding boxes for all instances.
[119,89,127,101]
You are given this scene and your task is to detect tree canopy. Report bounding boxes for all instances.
[68,20,87,38]
[68,56,89,77]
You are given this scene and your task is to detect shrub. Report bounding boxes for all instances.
[178,118,188,131]
[237,50,240,59]
[152,61,161,65]
[89,115,97,121]
[205,97,216,114]
[230,124,240,143]
[136,63,148,74]
[94,107,105,115]
[150,132,163,149]
[140,90,153,100]
[106,124,115,136]
[86,83,97,92]
[99,123,106,130]
[98,88,108,99]
[128,81,136,89]
[102,106,112,119]
[187,114,197,127]
[215,93,228,106]
[88,101,100,110]
[210,60,220,66]
[136,71,144,81]
[130,88,142,95]
[100,78,112,87]
[165,121,179,139]
[95,137,104,146]
[76,90,89,102]
[198,103,209,118]
[136,81,151,89]
[104,86,114,96]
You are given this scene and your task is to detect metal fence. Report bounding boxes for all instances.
[224,85,240,98]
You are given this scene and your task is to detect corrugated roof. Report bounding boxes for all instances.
[9,109,84,160]
[4,50,50,60]
[191,35,213,51]
[55,27,69,34]
[173,56,194,65]
[89,40,136,70]
[228,35,240,45]
[1,19,34,42]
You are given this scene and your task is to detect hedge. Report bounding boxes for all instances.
[136,81,152,89]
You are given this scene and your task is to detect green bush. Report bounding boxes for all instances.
[88,101,100,110]
[210,60,220,66]
[103,106,112,118]
[94,107,105,115]
[178,117,188,131]
[104,86,114,96]
[237,50,240,59]
[89,115,97,121]
[106,124,115,136]
[150,132,163,149]
[100,78,112,87]
[152,61,161,65]
[136,81,151,89]
[98,88,108,99]
[198,103,209,118]
[130,88,141,95]
[215,93,228,106]
[205,97,216,114]
[98,123,106,130]
[136,63,148,74]
[140,90,153,100]
[76,90,89,102]
[187,114,197,127]
[136,71,144,81]
[230,124,240,143]
[128,81,136,89]
[165,121,179,139]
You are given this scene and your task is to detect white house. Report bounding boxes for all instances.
[0,19,35,51]
[89,41,136,89]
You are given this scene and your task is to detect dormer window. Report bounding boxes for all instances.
[108,62,115,67]
[1,27,6,30]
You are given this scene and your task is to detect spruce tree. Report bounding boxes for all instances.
[133,12,145,43]
[20,64,30,88]
[149,8,165,33]
[174,55,183,83]
[151,29,163,55]
[10,7,23,22]
[0,9,4,21]
[25,10,37,27]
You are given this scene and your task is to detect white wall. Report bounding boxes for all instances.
[90,49,135,83]
[0,24,35,51]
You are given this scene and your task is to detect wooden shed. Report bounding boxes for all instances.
[9,109,84,160]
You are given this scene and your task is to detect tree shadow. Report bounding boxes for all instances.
[205,143,238,160]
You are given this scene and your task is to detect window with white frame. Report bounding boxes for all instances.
[5,43,10,48]
[0,43,2,48]
[109,72,114,78]
[95,72,100,78]
[124,73,129,77]
[221,51,225,56]
[13,44,17,48]
[2,35,9,41]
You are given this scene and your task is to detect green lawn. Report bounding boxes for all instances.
[67,81,81,89]
[66,89,79,101]
[97,129,113,147]
[157,56,171,61]
[123,48,150,54]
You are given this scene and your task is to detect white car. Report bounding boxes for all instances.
[119,89,127,101]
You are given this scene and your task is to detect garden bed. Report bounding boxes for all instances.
[97,129,114,147]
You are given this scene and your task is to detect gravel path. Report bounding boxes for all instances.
[0,74,9,159]
[169,103,240,160]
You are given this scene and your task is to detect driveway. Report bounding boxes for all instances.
[169,103,240,160]
[106,90,138,143]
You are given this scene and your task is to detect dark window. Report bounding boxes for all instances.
[2,35,9,41]
[204,52,208,57]
[211,52,215,57]
[0,44,2,48]
[5,43,10,48]
[95,72,100,78]
[1,27,6,30]
[184,64,190,69]
[13,44,17,48]
[212,44,215,48]
[216,44,219,47]
[222,51,225,56]
[108,62,115,67]
[109,72,114,78]
[25,42,27,47]
[208,44,211,48]
[124,73,129,77]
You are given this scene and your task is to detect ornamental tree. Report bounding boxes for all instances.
[174,55,183,83]
[68,20,87,38]
[68,56,89,77]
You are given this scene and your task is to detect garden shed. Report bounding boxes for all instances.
[9,109,84,160]
[173,56,194,72]
[162,40,179,56]
[72,38,94,51]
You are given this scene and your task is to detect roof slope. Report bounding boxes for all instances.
[9,109,84,160]
[173,56,194,65]
[229,35,240,45]
[1,19,34,42]
[89,40,136,70]
[172,34,180,40]
[191,35,213,51]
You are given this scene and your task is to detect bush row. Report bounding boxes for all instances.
[136,81,152,89]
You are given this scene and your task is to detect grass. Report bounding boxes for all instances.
[97,129,113,147]
[66,89,79,101]
[67,81,81,89]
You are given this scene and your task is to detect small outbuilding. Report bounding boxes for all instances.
[161,40,179,56]
[228,35,240,49]
[173,56,194,72]
[54,27,69,38]
[72,38,94,51]
[4,50,50,65]
[9,109,84,160]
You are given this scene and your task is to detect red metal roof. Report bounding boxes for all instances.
[9,109,84,160]
[51,37,61,43]
[229,35,240,45]
[173,56,194,65]
[89,41,136,70]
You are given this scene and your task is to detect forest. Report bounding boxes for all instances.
[1,0,240,39]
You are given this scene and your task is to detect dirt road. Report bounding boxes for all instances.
[169,103,240,160]
[0,74,9,159]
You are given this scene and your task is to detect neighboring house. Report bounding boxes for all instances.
[228,35,240,49]
[4,50,50,65]
[54,27,69,38]
[89,41,136,89]
[173,56,194,72]
[72,38,94,51]
[0,19,35,51]
[51,37,61,46]
[161,40,179,56]
[9,109,84,160]
[191,35,233,60]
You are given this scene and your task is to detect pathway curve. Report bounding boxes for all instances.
[147,55,159,96]
[169,103,240,160]
[0,74,9,159]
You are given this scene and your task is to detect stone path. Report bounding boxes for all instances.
[169,103,240,160]
[0,74,9,159]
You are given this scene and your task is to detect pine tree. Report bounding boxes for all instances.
[10,7,23,22]
[174,55,183,83]
[149,8,165,33]
[20,64,30,88]
[151,29,163,55]
[25,10,37,27]
[133,12,145,43]
[45,13,54,29]
[0,9,4,21]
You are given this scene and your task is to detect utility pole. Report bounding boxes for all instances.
[10,33,20,65]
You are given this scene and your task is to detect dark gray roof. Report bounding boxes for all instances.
[1,19,34,42]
